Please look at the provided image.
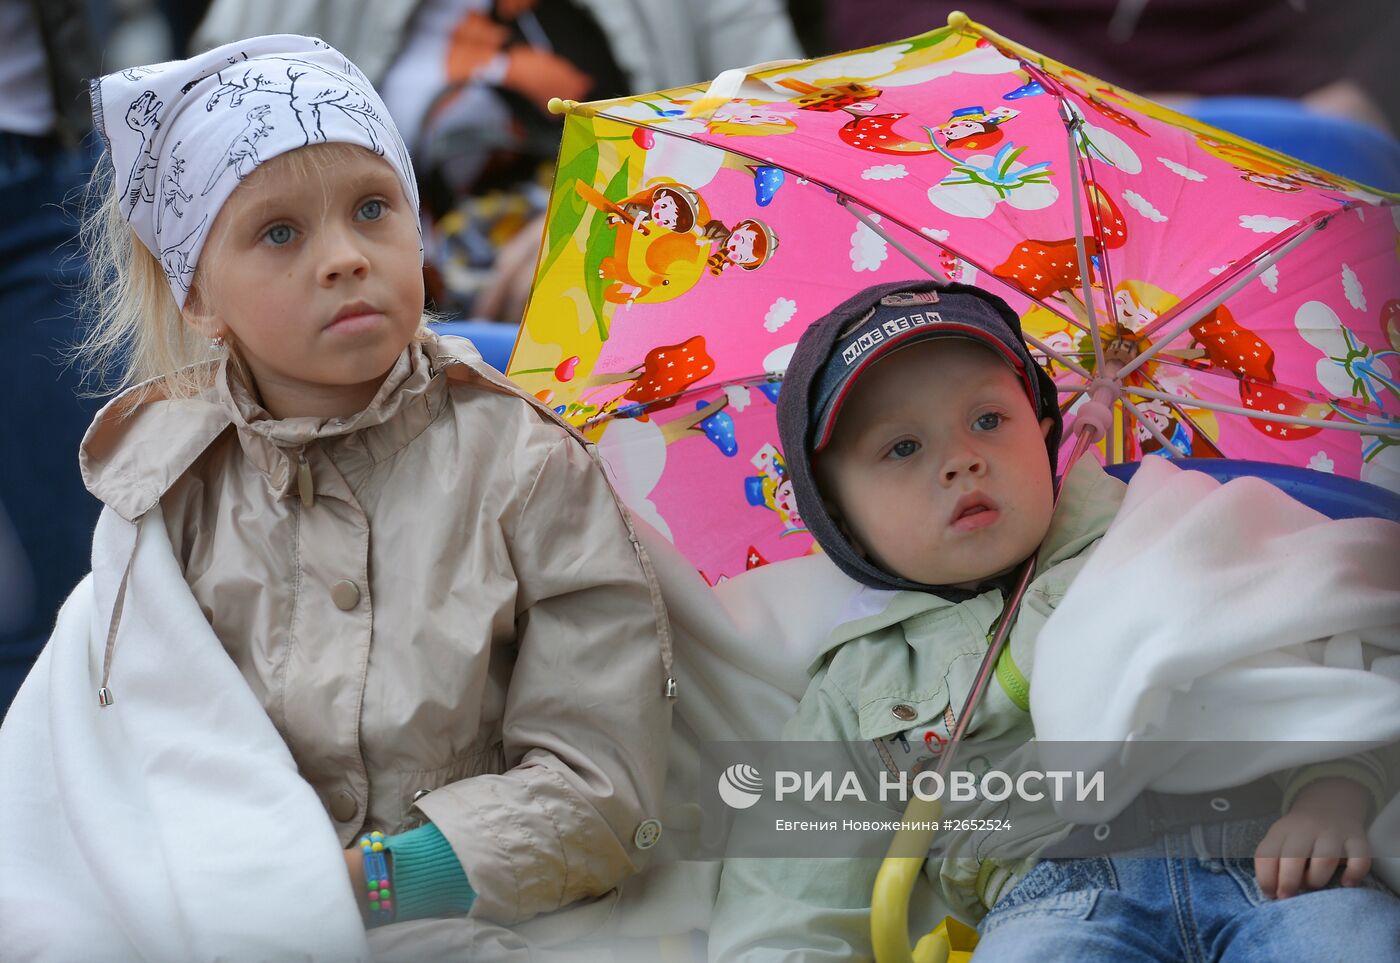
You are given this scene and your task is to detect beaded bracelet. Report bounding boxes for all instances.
[358,831,395,927]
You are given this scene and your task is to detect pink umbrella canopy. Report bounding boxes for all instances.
[508,12,1400,582]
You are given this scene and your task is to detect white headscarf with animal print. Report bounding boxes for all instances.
[91,34,420,308]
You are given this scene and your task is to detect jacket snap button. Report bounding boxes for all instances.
[329,790,358,822]
[633,818,663,850]
[891,704,917,721]
[331,580,361,610]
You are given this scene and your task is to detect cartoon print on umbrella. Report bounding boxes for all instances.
[744,443,805,536]
[1045,67,1148,137]
[935,105,1020,152]
[1294,299,1400,483]
[752,166,785,207]
[992,179,1126,320]
[706,100,800,137]
[607,181,711,235]
[695,400,739,455]
[1195,134,1353,195]
[576,179,722,305]
[927,143,1059,219]
[576,178,778,304]
[707,218,779,274]
[775,78,882,114]
[839,111,945,156]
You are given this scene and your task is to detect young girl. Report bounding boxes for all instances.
[0,35,672,958]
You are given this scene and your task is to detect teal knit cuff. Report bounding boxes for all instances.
[383,822,476,921]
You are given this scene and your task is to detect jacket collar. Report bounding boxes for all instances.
[218,337,443,500]
[82,331,502,520]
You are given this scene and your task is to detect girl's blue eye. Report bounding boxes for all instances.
[265,224,294,246]
[973,412,1003,431]
[357,199,385,221]
[889,439,920,459]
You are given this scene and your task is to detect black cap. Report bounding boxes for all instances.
[776,278,1063,597]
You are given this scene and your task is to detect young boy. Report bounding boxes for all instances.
[708,280,1399,961]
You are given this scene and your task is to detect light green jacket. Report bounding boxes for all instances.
[708,459,1128,962]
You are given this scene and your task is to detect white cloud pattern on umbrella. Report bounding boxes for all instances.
[850,215,889,271]
[1240,215,1300,234]
[765,297,798,332]
[1157,156,1206,181]
[1123,189,1167,222]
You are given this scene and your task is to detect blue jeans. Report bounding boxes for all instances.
[975,821,1400,962]
[0,131,101,714]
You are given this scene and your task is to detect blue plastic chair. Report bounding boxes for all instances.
[1103,458,1400,524]
[430,319,519,372]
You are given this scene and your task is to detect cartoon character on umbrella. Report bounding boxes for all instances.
[576,178,778,304]
[936,105,1020,151]
[744,443,805,536]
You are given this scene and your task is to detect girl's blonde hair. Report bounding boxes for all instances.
[75,155,216,399]
[75,143,433,401]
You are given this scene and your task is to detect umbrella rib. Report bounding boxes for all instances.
[1126,386,1400,438]
[1059,100,1107,375]
[1121,397,1186,458]
[1118,212,1334,380]
[1026,334,1094,379]
[578,374,782,429]
[838,197,950,283]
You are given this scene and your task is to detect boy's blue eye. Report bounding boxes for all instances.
[264,224,295,246]
[357,199,385,221]
[889,439,920,459]
[973,412,1003,431]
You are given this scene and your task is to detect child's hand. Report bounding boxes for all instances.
[1254,777,1372,899]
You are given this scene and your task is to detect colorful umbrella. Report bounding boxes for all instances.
[508,11,1400,584]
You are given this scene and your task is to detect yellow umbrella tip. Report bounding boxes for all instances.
[947,9,971,29]
[547,97,576,116]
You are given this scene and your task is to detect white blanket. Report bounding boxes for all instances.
[0,507,370,961]
[1033,457,1400,886]
[0,504,859,959]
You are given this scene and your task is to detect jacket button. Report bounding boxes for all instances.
[329,790,358,822]
[633,818,663,850]
[891,704,917,721]
[331,580,361,610]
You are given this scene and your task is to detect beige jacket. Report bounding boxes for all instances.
[80,333,673,925]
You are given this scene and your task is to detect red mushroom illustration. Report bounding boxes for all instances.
[744,545,770,570]
[992,182,1127,307]
[1189,305,1277,382]
[619,335,716,413]
[1239,380,1334,440]
[838,112,942,156]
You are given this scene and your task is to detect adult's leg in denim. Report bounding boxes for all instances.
[973,857,1181,962]
[0,132,101,713]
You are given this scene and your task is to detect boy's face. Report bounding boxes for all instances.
[815,339,1055,589]
[187,144,424,418]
